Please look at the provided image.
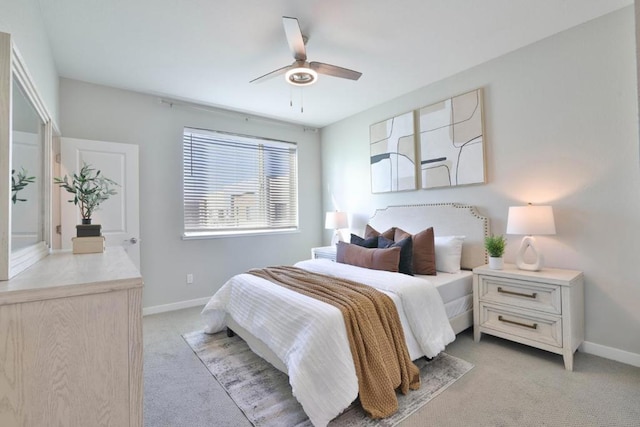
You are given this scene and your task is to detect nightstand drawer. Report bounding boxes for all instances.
[478,276,561,315]
[479,303,562,348]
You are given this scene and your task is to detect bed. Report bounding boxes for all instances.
[202,203,489,426]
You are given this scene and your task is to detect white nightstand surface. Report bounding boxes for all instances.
[473,263,583,284]
[311,245,337,261]
[473,263,584,371]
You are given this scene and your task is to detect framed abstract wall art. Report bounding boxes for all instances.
[418,88,486,189]
[369,111,417,193]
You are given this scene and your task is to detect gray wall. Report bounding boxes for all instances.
[321,7,640,356]
[59,79,322,308]
[0,0,59,126]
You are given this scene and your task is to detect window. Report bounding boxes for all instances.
[183,127,298,237]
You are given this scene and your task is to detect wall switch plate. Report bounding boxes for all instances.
[186,273,194,284]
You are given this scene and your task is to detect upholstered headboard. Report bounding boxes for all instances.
[368,203,490,270]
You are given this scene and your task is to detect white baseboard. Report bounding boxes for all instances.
[580,341,640,368]
[143,297,210,316]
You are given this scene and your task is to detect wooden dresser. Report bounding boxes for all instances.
[0,247,143,426]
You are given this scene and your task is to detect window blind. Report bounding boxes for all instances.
[183,128,298,236]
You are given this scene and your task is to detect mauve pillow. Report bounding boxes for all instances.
[364,224,396,240]
[395,227,436,275]
[350,233,378,248]
[378,236,414,276]
[394,228,411,241]
[336,241,401,272]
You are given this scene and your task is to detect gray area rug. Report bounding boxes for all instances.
[183,331,473,426]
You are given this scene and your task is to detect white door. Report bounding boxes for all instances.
[60,137,140,270]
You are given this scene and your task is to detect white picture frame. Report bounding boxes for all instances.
[369,111,417,193]
[418,88,486,189]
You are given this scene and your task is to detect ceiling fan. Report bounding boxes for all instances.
[250,16,362,86]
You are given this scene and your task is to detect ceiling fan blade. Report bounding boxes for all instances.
[310,62,362,81]
[249,64,292,84]
[282,16,307,61]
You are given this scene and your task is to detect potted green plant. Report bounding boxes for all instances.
[484,234,507,269]
[54,163,119,236]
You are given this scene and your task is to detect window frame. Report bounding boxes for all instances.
[181,127,299,239]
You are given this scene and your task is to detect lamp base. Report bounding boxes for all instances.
[330,230,342,246]
[515,236,544,271]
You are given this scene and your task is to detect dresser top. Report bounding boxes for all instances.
[0,247,142,305]
[473,263,583,285]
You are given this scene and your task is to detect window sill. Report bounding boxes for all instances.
[182,228,299,240]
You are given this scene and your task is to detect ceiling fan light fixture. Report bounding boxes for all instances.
[285,67,318,86]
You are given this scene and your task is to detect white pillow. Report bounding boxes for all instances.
[434,235,466,273]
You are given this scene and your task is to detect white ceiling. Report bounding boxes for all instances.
[37,0,632,128]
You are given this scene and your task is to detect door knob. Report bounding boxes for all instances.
[125,237,138,244]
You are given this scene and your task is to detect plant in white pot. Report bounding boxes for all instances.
[484,234,507,270]
[54,163,119,236]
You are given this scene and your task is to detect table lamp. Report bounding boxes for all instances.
[506,204,556,271]
[325,211,348,246]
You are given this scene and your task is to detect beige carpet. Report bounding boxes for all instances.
[183,330,473,427]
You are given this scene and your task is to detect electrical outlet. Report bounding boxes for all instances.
[186,273,194,284]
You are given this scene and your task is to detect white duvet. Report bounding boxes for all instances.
[201,259,455,427]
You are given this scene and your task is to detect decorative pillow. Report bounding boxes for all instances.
[378,236,413,275]
[364,224,396,240]
[395,227,436,275]
[350,233,378,248]
[434,235,466,273]
[393,228,411,241]
[336,241,401,272]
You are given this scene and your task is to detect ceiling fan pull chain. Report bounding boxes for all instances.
[289,86,293,107]
[300,88,304,113]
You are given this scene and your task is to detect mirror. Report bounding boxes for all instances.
[11,79,44,251]
[0,31,52,280]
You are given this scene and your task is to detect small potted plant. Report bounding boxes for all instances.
[54,163,119,237]
[484,234,506,270]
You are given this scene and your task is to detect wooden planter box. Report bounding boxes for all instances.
[72,236,105,254]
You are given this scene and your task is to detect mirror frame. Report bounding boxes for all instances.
[0,32,53,280]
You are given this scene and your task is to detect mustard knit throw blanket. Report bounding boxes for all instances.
[247,266,420,419]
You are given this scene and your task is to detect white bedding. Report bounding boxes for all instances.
[201,259,455,427]
[421,270,473,304]
[444,294,473,319]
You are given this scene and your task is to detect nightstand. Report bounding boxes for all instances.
[473,264,584,370]
[311,245,336,261]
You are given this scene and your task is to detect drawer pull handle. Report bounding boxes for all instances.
[498,315,538,329]
[497,286,537,299]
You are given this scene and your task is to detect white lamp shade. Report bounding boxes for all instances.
[506,205,556,236]
[325,211,348,230]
